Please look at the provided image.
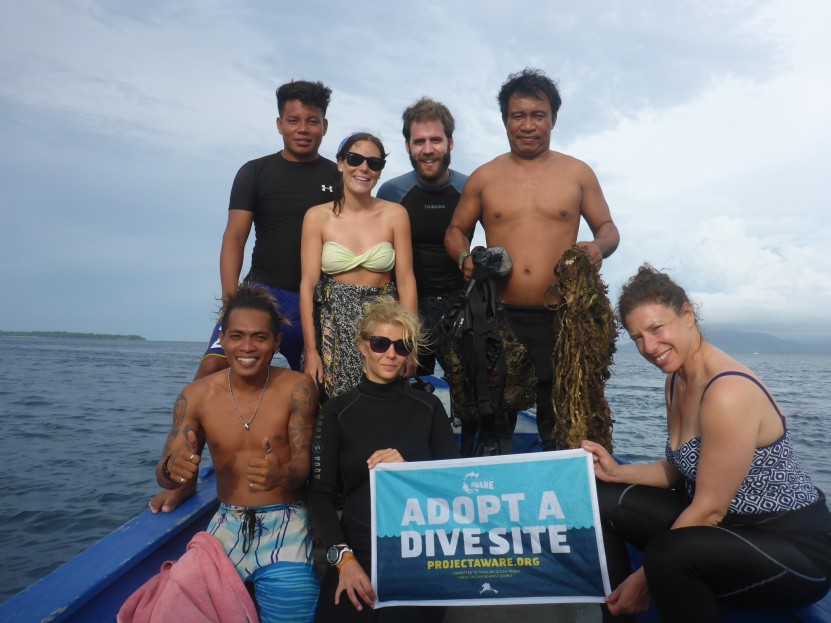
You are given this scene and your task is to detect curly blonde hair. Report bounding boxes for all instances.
[358,300,424,367]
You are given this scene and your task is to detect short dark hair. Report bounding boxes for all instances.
[276,80,332,117]
[617,264,698,328]
[220,284,286,338]
[402,97,455,141]
[497,68,562,122]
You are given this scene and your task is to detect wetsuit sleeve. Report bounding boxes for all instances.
[375,173,411,204]
[228,160,258,212]
[430,400,461,460]
[375,180,394,202]
[307,403,347,547]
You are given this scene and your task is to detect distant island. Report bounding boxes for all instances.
[704,329,831,355]
[0,330,145,341]
[617,328,831,355]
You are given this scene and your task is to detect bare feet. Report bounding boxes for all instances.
[148,482,196,513]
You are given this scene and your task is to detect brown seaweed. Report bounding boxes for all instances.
[549,246,617,451]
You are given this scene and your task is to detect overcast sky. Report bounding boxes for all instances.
[2,0,829,342]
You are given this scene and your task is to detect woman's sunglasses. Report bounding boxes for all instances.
[344,152,386,172]
[368,335,411,357]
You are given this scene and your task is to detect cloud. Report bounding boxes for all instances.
[1,0,829,341]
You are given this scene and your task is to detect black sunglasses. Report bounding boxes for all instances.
[368,335,411,357]
[344,152,386,171]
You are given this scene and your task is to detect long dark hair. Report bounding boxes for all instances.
[332,132,386,216]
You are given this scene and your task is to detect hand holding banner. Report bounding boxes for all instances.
[370,449,610,607]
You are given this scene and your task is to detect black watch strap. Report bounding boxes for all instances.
[161,452,175,481]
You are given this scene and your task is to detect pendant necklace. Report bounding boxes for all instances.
[227,367,269,430]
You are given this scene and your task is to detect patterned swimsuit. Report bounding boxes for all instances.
[666,371,818,514]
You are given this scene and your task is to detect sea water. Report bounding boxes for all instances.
[0,336,829,604]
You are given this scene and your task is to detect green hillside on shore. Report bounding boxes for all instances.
[0,330,145,341]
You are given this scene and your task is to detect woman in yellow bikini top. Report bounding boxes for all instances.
[320,240,396,276]
[299,132,417,399]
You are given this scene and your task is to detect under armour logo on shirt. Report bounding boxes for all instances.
[321,185,333,192]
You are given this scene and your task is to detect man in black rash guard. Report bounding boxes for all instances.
[149,80,338,514]
[376,97,470,378]
[198,79,339,378]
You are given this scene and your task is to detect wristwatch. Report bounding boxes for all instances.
[326,544,353,567]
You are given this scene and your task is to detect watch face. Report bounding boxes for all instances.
[326,546,340,565]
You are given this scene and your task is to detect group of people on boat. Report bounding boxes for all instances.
[133,71,830,623]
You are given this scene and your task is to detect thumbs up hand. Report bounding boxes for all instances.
[168,428,201,486]
[247,437,289,493]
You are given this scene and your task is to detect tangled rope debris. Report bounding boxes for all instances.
[550,245,617,451]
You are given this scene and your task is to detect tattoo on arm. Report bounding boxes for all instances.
[162,392,187,455]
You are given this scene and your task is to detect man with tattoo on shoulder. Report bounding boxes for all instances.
[156,284,320,622]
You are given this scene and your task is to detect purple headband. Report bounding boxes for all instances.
[337,132,361,156]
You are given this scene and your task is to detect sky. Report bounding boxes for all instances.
[2,0,829,343]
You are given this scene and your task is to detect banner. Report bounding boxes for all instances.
[370,449,610,607]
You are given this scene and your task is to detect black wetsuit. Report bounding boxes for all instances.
[502,305,558,450]
[377,170,468,374]
[308,377,460,622]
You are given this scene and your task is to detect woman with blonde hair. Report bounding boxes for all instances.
[308,300,458,621]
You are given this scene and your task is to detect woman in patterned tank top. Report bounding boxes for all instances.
[581,264,831,622]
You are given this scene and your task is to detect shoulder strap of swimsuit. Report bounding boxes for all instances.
[669,372,677,406]
[701,371,784,421]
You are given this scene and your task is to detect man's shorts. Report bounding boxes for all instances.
[208,501,318,623]
[202,284,303,371]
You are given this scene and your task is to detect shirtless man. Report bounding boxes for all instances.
[445,68,619,451]
[157,285,319,622]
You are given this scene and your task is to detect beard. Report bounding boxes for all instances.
[409,150,451,183]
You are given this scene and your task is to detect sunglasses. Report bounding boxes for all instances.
[344,152,386,171]
[368,335,411,357]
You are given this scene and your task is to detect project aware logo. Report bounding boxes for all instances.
[462,471,496,495]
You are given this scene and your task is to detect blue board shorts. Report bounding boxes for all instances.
[202,284,303,371]
[208,501,318,623]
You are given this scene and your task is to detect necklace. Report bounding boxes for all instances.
[227,367,269,430]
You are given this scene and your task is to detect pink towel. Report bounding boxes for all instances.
[118,531,259,623]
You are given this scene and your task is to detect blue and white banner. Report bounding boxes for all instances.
[370,449,610,607]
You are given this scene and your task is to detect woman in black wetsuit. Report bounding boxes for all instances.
[582,264,831,622]
[308,300,459,622]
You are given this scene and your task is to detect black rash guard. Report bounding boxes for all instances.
[229,151,338,291]
[308,376,460,551]
[376,170,468,298]
[308,377,459,621]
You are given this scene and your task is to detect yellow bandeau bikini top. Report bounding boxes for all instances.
[321,241,396,275]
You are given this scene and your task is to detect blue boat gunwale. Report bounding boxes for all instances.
[0,465,220,623]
